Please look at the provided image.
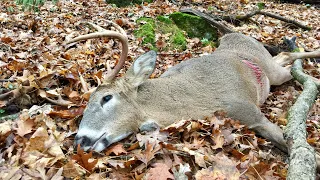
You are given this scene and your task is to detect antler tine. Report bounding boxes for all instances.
[66,22,128,81]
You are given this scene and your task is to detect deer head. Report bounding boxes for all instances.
[67,22,157,152]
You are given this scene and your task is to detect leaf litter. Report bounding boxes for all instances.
[0,0,319,179]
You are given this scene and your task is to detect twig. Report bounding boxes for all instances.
[258,11,311,30]
[226,10,311,30]
[250,165,264,180]
[0,79,16,82]
[78,71,88,92]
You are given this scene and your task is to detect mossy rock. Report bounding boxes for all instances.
[157,16,187,50]
[134,13,218,51]
[105,0,153,7]
[135,16,187,51]
[134,17,156,50]
[169,12,217,41]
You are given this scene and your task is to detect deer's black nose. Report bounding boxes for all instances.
[75,135,93,149]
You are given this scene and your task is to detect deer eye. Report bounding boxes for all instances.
[101,95,113,105]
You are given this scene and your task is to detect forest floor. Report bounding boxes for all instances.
[0,0,319,179]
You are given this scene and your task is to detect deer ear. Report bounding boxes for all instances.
[125,50,157,87]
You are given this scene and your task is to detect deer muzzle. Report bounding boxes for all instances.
[75,130,133,152]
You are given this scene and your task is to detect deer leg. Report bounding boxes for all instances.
[267,65,293,86]
[273,51,320,66]
[225,100,320,169]
[272,52,294,66]
[225,100,288,152]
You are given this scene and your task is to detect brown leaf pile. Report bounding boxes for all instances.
[0,0,319,179]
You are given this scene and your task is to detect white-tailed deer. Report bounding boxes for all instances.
[67,22,320,153]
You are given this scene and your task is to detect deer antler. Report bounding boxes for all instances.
[66,21,129,81]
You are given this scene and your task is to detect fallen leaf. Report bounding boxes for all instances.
[172,163,191,180]
[135,142,160,165]
[195,153,240,180]
[145,163,174,180]
[105,143,127,156]
[15,118,35,137]
[72,144,98,172]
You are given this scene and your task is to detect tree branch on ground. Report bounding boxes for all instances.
[221,10,311,30]
[284,38,319,179]
[182,8,311,31]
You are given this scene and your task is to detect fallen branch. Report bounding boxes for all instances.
[185,8,311,30]
[224,10,311,30]
[284,43,319,178]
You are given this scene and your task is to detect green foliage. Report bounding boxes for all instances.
[15,0,58,12]
[134,13,219,51]
[169,12,217,41]
[7,6,15,13]
[157,16,187,50]
[16,0,43,11]
[201,38,209,44]
[201,38,216,47]
[172,31,186,49]
[134,16,187,51]
[105,0,153,7]
[157,15,171,24]
[257,2,265,10]
[134,17,156,49]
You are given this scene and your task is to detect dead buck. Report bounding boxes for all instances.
[67,22,320,153]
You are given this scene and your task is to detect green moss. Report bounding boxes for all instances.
[134,16,187,51]
[156,16,187,50]
[134,17,156,49]
[169,12,217,41]
[173,32,187,49]
[105,0,153,7]
[157,16,172,24]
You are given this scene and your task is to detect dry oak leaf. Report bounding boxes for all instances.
[15,118,35,137]
[136,128,168,147]
[182,147,207,168]
[0,120,12,139]
[145,163,174,180]
[105,143,127,156]
[211,134,225,150]
[62,160,85,178]
[135,142,161,165]
[25,127,48,152]
[172,163,191,180]
[195,153,240,180]
[72,144,98,172]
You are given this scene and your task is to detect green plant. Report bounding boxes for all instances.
[257,2,265,10]
[15,0,58,12]
[7,6,14,13]
[134,17,156,49]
